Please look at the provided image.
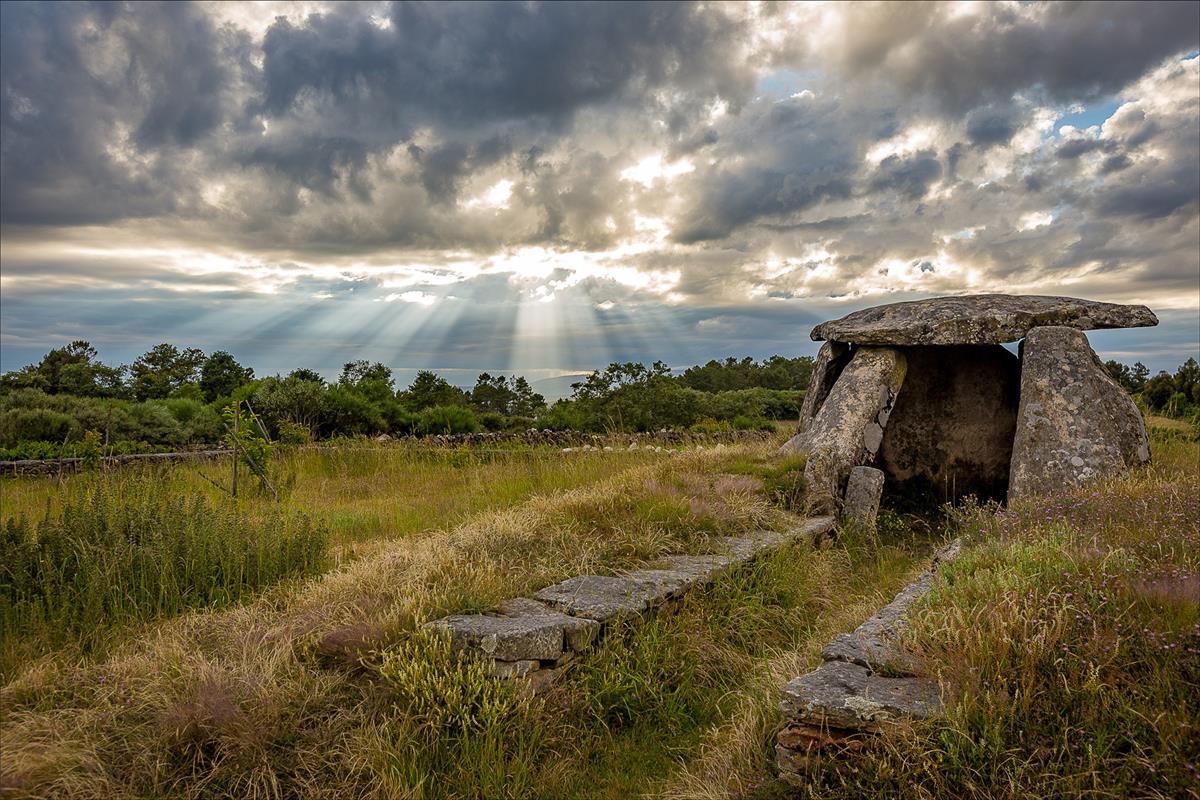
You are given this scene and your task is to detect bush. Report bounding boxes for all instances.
[0,408,77,447]
[277,420,312,446]
[321,385,384,437]
[417,405,482,436]
[732,415,774,431]
[477,411,507,432]
[131,402,186,445]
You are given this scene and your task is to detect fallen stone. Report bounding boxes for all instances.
[1009,326,1151,501]
[797,341,852,435]
[425,613,566,662]
[811,294,1158,345]
[782,347,907,514]
[780,660,943,731]
[842,466,885,531]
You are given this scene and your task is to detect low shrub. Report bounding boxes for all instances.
[417,405,482,435]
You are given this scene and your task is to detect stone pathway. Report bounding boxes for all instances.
[425,516,836,691]
[775,539,962,782]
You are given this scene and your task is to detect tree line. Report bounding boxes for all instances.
[0,342,814,457]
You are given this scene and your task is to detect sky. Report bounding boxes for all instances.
[2,1,1198,389]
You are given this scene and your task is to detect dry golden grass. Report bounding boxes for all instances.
[2,443,794,798]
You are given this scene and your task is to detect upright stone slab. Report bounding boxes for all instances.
[843,466,885,531]
[797,341,851,435]
[785,347,906,514]
[878,345,1020,501]
[1009,326,1150,501]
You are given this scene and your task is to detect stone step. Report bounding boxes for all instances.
[423,515,836,691]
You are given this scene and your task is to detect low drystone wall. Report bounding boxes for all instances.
[0,430,773,476]
[776,539,962,781]
[425,516,836,692]
[0,449,232,476]
[389,428,772,448]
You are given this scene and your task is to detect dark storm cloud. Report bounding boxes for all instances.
[671,97,864,242]
[870,150,942,200]
[0,1,235,225]
[826,1,1200,111]
[2,2,1198,378]
[260,1,752,129]
[965,105,1019,147]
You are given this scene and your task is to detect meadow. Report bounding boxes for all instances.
[1,427,1196,799]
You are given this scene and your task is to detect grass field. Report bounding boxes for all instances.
[1,431,1196,798]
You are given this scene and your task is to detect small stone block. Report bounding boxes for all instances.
[498,597,601,652]
[842,466,885,530]
[492,659,539,678]
[424,613,565,662]
[780,660,943,731]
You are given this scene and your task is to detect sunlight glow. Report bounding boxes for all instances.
[619,154,695,187]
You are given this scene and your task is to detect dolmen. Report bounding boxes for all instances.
[782,294,1156,519]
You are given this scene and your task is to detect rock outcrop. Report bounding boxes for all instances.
[1009,326,1151,501]
[812,294,1157,346]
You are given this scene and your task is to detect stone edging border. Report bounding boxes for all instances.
[423,516,837,692]
[775,538,963,781]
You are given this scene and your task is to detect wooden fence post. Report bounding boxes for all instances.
[232,400,239,497]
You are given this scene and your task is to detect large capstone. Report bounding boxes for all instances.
[812,294,1158,346]
[877,345,1020,502]
[783,347,907,514]
[1009,326,1151,501]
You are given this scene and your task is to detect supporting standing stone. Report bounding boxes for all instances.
[783,347,907,514]
[1009,326,1150,501]
[842,466,885,531]
[797,341,851,435]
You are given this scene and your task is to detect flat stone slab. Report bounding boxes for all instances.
[811,294,1157,345]
[498,598,601,652]
[821,572,933,675]
[426,613,568,662]
[534,573,683,621]
[780,660,943,731]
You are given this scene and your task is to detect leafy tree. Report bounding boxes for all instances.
[401,371,469,411]
[1142,372,1176,411]
[131,344,205,401]
[288,368,325,385]
[339,360,393,388]
[471,373,516,414]
[0,341,126,398]
[510,376,545,417]
[199,351,254,402]
[679,355,814,392]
